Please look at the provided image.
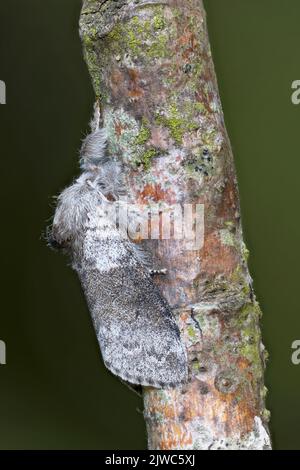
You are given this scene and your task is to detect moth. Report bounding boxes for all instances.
[48,108,188,388]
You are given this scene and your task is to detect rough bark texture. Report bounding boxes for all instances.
[79,0,271,449]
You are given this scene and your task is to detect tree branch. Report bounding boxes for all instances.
[79,0,271,450]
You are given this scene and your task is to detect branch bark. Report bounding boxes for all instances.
[79,0,271,450]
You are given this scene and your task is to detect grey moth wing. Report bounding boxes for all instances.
[79,230,188,388]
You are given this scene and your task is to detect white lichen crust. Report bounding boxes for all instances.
[180,416,271,450]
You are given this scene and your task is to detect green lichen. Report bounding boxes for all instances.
[83,46,101,95]
[230,301,265,381]
[240,341,262,377]
[83,33,93,47]
[156,105,198,144]
[225,220,234,230]
[187,325,198,341]
[107,24,122,43]
[219,228,235,247]
[241,241,250,263]
[127,30,142,56]
[81,0,100,14]
[80,22,102,95]
[238,302,254,321]
[193,61,203,76]
[105,108,159,171]
[134,119,151,145]
[192,360,200,372]
[194,101,205,113]
[156,106,184,143]
[230,265,251,297]
[85,26,98,41]
[262,409,271,422]
[147,32,168,58]
[153,15,165,30]
[137,148,159,170]
[104,6,169,60]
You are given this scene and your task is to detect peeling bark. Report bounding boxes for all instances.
[79,0,271,450]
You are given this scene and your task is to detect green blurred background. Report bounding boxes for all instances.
[0,0,299,449]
